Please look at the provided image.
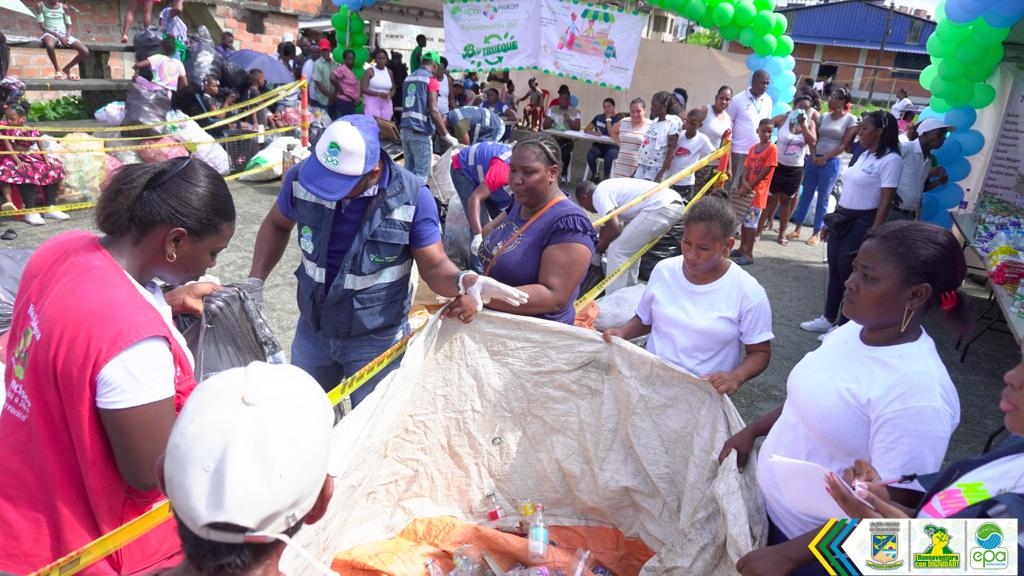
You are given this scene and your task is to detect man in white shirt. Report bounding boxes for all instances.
[576,178,684,294]
[891,88,914,118]
[543,86,582,182]
[301,42,321,84]
[726,70,772,191]
[892,117,953,219]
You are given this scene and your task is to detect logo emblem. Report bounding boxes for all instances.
[327,141,341,157]
[320,141,341,168]
[299,225,315,255]
[865,521,904,570]
[913,523,960,570]
[971,522,1009,570]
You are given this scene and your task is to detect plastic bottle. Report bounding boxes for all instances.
[486,492,506,522]
[450,544,481,576]
[528,504,549,563]
[426,559,446,576]
[571,549,593,576]
[506,569,551,576]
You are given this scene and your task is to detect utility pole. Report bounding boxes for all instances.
[866,0,895,106]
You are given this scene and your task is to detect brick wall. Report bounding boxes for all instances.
[724,42,931,103]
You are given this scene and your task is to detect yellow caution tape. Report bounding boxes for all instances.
[591,142,730,229]
[574,170,727,312]
[0,125,296,156]
[30,501,173,576]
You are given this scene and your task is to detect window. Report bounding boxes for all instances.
[907,20,924,45]
[650,12,670,35]
[892,52,929,79]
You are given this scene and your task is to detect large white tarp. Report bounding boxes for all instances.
[284,311,767,575]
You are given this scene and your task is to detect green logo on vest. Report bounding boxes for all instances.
[299,225,314,254]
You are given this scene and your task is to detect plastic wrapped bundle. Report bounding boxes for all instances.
[184,41,225,91]
[638,220,683,282]
[0,250,32,334]
[176,285,285,382]
[133,27,163,61]
[123,82,171,138]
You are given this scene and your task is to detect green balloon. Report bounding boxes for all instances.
[973,23,1011,46]
[752,11,773,35]
[955,38,987,63]
[930,97,952,113]
[934,0,946,23]
[713,2,735,26]
[919,63,939,90]
[753,0,775,11]
[970,83,996,109]
[774,34,794,57]
[721,23,743,41]
[684,0,707,21]
[332,46,345,63]
[936,21,971,44]
[753,34,777,56]
[353,46,369,67]
[351,31,368,46]
[771,13,788,36]
[350,18,365,35]
[331,11,348,32]
[739,26,758,47]
[946,80,974,107]
[925,33,951,59]
[706,0,724,8]
[938,57,965,79]
[353,67,365,81]
[734,1,757,26]
[963,62,997,83]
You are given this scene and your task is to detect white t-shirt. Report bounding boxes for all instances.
[896,139,930,212]
[757,321,960,539]
[301,58,316,86]
[94,276,194,410]
[592,177,680,221]
[775,118,809,168]
[546,106,581,130]
[837,150,903,210]
[918,452,1024,518]
[892,97,914,117]
[636,257,773,377]
[669,130,715,185]
[637,114,683,168]
[727,89,773,155]
[699,104,732,149]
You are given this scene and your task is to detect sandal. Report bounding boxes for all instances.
[53,71,68,80]
[1,229,17,241]
[121,35,129,44]
[785,231,800,240]
[777,237,790,246]
[806,235,820,246]
[67,74,80,81]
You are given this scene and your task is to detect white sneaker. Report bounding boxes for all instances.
[42,209,69,220]
[23,213,45,226]
[800,315,833,333]
[817,326,837,342]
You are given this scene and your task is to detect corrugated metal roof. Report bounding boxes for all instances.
[780,0,935,53]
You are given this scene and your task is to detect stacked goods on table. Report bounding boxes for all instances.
[971,196,1024,318]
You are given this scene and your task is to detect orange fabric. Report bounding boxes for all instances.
[332,516,655,576]
[573,301,599,329]
[743,143,777,209]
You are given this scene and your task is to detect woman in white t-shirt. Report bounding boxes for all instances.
[720,220,968,575]
[699,85,734,148]
[800,110,902,336]
[603,195,773,395]
[633,91,683,183]
[758,95,817,245]
[361,48,395,121]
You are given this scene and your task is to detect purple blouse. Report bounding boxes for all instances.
[480,196,597,324]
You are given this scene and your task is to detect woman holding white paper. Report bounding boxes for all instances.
[717,220,969,576]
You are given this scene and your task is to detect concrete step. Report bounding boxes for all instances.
[23,78,132,92]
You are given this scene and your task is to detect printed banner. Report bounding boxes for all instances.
[538,0,645,91]
[811,518,1018,575]
[442,0,539,73]
[981,69,1024,204]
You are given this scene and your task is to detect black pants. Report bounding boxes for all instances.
[825,208,877,323]
[556,137,573,173]
[21,184,58,208]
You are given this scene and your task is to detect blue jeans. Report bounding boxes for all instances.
[290,315,408,408]
[792,156,841,234]
[400,127,433,184]
[587,145,619,179]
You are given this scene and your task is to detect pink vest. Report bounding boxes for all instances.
[0,232,194,574]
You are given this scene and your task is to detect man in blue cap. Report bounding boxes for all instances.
[248,115,526,410]
[446,105,505,145]
[399,50,458,183]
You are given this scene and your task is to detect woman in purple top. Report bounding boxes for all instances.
[451,134,596,325]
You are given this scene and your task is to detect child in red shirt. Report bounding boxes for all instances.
[732,119,777,265]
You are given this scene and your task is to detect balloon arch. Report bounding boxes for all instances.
[326,0,1023,227]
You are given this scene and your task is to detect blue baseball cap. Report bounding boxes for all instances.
[298,115,382,202]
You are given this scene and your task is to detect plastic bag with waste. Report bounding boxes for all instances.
[184,38,225,91]
[639,220,683,282]
[165,110,231,175]
[442,195,471,269]
[58,133,106,202]
[133,27,163,61]
[175,285,285,382]
[94,101,125,126]
[123,82,171,138]
[240,136,301,182]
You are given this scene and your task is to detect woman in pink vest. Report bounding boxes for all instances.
[0,157,236,574]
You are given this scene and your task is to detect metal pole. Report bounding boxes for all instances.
[866,0,895,106]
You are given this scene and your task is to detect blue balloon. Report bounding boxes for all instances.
[764,56,785,77]
[775,70,797,88]
[933,210,954,229]
[782,55,795,71]
[946,0,999,23]
[932,182,965,209]
[747,54,766,72]
[920,193,942,221]
[767,86,781,103]
[772,101,791,116]
[954,129,985,156]
[983,1,1024,28]
[945,157,972,182]
[932,138,963,164]
[944,107,977,131]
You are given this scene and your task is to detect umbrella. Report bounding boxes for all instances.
[227,49,294,85]
[0,0,35,17]
[580,8,615,23]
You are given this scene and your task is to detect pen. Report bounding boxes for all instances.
[853,474,918,491]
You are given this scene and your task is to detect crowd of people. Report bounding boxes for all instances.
[0,11,1018,576]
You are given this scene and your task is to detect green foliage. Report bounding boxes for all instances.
[27,95,87,122]
[685,29,722,49]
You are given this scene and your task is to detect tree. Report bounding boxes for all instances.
[686,29,722,49]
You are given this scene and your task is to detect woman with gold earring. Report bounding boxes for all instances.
[717,220,969,576]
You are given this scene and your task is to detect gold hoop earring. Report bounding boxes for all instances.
[900,306,915,333]
[166,252,177,263]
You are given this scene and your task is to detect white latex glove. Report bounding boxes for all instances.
[444,134,459,148]
[466,275,529,312]
[470,234,483,256]
[239,277,265,307]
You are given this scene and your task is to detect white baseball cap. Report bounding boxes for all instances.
[917,117,955,135]
[298,115,382,201]
[163,362,336,545]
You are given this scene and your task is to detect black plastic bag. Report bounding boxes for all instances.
[185,41,225,91]
[123,82,171,138]
[133,27,163,61]
[0,249,32,334]
[220,62,250,95]
[639,221,684,282]
[176,285,285,382]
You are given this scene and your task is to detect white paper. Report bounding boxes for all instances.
[767,454,848,520]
